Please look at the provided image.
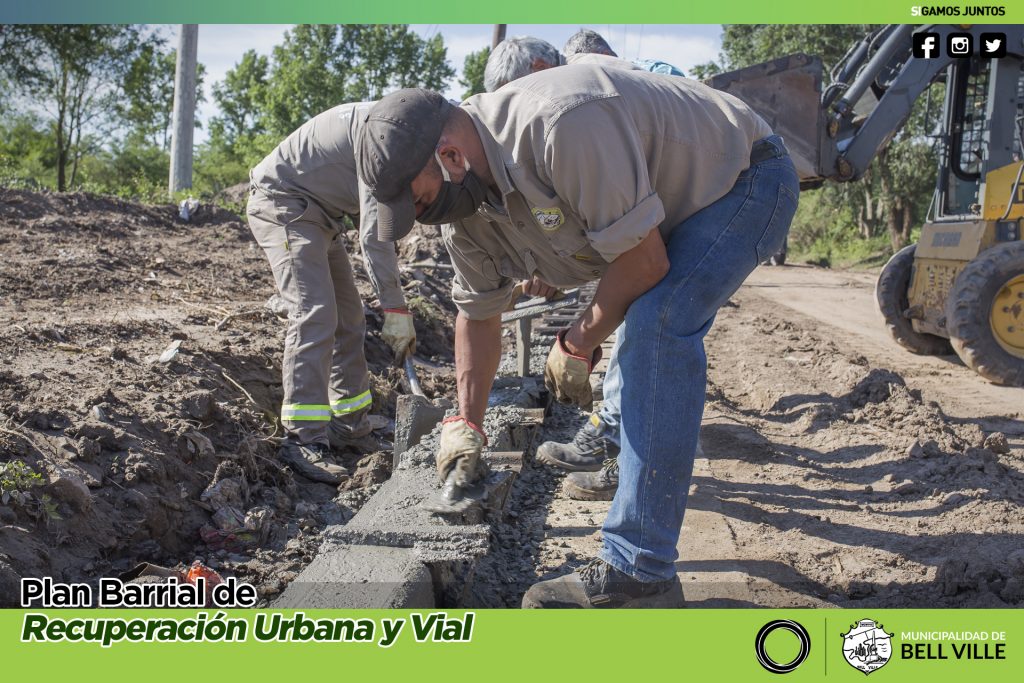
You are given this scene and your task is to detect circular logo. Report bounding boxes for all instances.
[755,620,811,674]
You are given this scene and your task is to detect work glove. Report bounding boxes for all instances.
[436,416,487,486]
[544,330,602,410]
[382,309,416,363]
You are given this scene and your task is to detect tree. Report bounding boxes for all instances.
[695,25,876,78]
[260,25,352,138]
[0,113,55,189]
[203,24,457,190]
[120,41,206,149]
[210,50,269,145]
[417,34,457,93]
[0,25,157,190]
[459,47,489,100]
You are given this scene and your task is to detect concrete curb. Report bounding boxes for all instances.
[276,286,599,609]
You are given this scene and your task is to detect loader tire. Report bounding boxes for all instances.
[876,244,952,356]
[946,241,1024,386]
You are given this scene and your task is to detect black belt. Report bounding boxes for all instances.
[750,135,789,165]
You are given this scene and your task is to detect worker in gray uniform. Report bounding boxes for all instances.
[247,102,416,485]
[357,63,796,608]
[486,34,700,502]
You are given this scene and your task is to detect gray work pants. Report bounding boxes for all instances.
[246,189,371,445]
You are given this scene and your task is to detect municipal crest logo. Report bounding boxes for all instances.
[841,619,893,675]
[531,207,564,230]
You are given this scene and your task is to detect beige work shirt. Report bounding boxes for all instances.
[443,63,773,320]
[250,102,406,310]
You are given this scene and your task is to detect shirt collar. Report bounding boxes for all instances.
[466,109,515,199]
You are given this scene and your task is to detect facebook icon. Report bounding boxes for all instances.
[913,31,940,59]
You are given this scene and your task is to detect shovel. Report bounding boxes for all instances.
[393,353,450,470]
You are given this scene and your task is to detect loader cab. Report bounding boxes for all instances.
[900,52,1024,384]
[933,55,1024,221]
[935,59,989,218]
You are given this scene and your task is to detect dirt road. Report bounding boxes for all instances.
[534,263,1024,609]
[744,265,1023,425]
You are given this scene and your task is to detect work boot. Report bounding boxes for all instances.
[563,439,704,500]
[279,441,349,485]
[564,458,619,501]
[536,414,619,472]
[328,413,389,454]
[522,558,683,608]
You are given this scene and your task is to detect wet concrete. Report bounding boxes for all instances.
[394,394,450,468]
[277,386,540,607]
[274,544,435,608]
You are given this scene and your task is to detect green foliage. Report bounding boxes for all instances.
[459,47,490,100]
[787,191,889,268]
[210,50,269,144]
[0,114,56,189]
[120,43,206,149]
[193,137,265,197]
[0,460,44,507]
[260,25,350,138]
[0,24,457,201]
[703,24,877,75]
[0,25,161,191]
[75,138,171,202]
[344,26,454,102]
[204,24,456,192]
[0,114,171,201]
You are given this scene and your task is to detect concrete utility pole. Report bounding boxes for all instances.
[169,24,199,198]
[492,24,507,49]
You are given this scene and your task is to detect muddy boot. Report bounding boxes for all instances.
[563,458,618,501]
[279,441,349,485]
[328,413,389,454]
[522,558,683,608]
[537,414,620,472]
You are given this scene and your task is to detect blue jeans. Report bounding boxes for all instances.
[596,324,624,446]
[599,144,798,582]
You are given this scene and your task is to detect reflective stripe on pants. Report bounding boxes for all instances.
[282,404,332,421]
[331,390,372,416]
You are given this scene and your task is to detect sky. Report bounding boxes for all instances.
[178,24,723,143]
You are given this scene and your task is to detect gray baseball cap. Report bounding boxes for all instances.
[357,89,454,241]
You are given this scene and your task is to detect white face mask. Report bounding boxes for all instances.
[436,149,470,182]
[418,149,487,224]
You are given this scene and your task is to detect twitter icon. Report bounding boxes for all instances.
[981,32,1007,58]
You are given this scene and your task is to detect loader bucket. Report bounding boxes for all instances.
[705,53,828,185]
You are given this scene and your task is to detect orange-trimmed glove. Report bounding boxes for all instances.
[544,330,602,410]
[436,416,487,486]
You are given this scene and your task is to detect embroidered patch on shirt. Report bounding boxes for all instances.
[531,207,564,231]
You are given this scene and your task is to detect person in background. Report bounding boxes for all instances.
[563,28,686,76]
[483,35,564,93]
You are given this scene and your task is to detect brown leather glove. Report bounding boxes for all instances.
[435,416,487,486]
[544,330,602,410]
